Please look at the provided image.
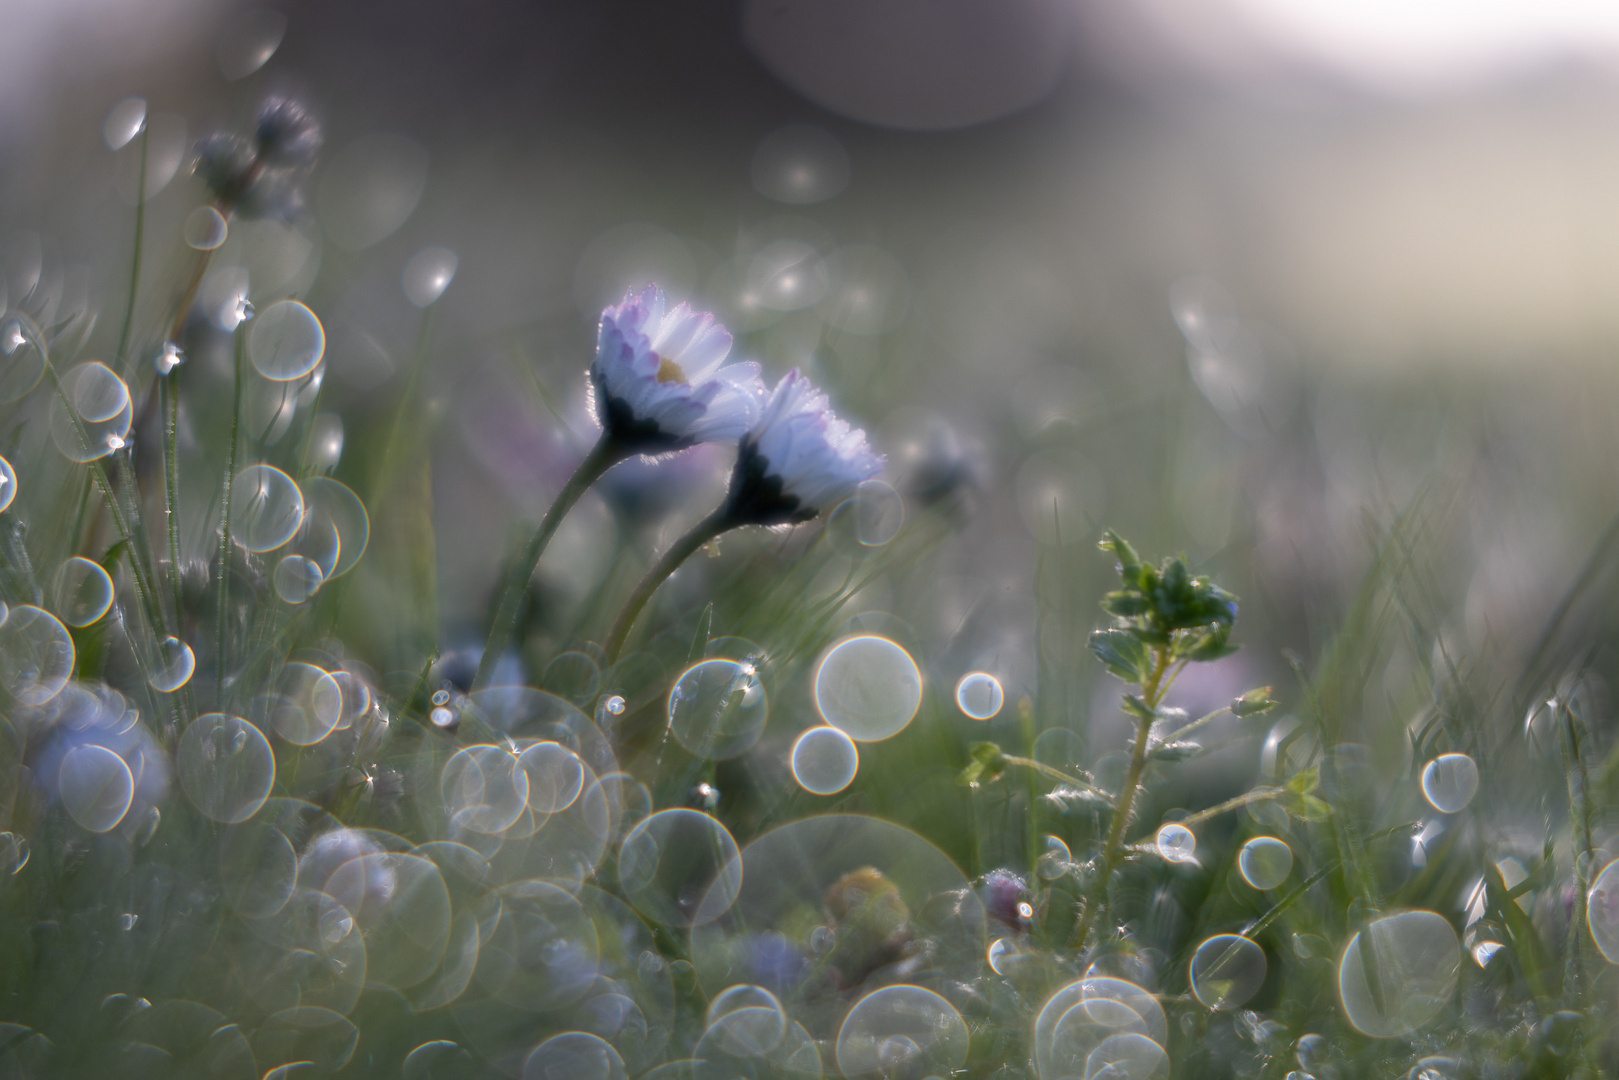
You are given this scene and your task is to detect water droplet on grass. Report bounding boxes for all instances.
[955,672,1004,720]
[273,554,324,603]
[1420,753,1479,814]
[217,8,287,79]
[790,725,859,795]
[249,300,325,381]
[50,362,132,463]
[53,557,113,627]
[0,606,74,705]
[177,714,275,823]
[1238,837,1293,891]
[1037,834,1072,881]
[836,985,968,1080]
[1337,910,1460,1037]
[183,206,228,251]
[618,809,741,928]
[1586,858,1619,963]
[667,659,769,760]
[230,464,304,552]
[148,637,195,692]
[402,246,458,307]
[813,635,922,742]
[1154,823,1197,864]
[58,745,134,832]
[103,97,147,151]
[1190,935,1266,1010]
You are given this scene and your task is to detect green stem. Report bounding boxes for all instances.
[1560,700,1594,1000]
[1074,647,1170,950]
[216,324,246,707]
[114,124,148,375]
[475,433,626,688]
[603,507,732,665]
[1101,649,1170,873]
[164,370,184,626]
[1150,786,1280,834]
[1001,755,1111,800]
[167,248,214,346]
[27,320,163,639]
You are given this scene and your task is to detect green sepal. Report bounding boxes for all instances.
[1231,686,1278,717]
[1286,767,1319,794]
[1149,740,1202,763]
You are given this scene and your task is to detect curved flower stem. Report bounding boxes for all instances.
[215,324,246,708]
[113,124,148,375]
[164,370,184,625]
[475,433,626,688]
[603,507,733,666]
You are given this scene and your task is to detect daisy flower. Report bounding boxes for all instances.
[723,368,884,525]
[590,286,766,452]
[604,368,883,660]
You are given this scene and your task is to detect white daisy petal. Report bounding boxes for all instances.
[724,368,883,525]
[590,286,765,452]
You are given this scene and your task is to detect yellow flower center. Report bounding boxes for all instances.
[655,354,687,384]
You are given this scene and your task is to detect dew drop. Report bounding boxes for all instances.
[0,832,29,875]
[217,8,287,80]
[955,672,1004,720]
[177,714,276,823]
[430,707,455,728]
[103,97,147,151]
[1036,834,1072,881]
[53,557,114,627]
[0,606,75,706]
[1190,934,1267,1010]
[249,300,325,381]
[50,362,132,463]
[667,659,769,760]
[1420,753,1479,814]
[1586,858,1619,963]
[813,635,922,742]
[183,208,228,253]
[790,725,859,795]
[1337,910,1460,1037]
[604,695,626,715]
[58,745,135,833]
[0,455,15,513]
[1238,837,1293,891]
[1154,823,1197,864]
[154,342,185,375]
[148,636,196,693]
[230,464,304,552]
[273,554,325,603]
[402,246,458,308]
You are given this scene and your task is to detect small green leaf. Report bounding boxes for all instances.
[959,741,1007,787]
[1231,687,1278,717]
[1090,629,1149,683]
[1121,695,1156,722]
[1285,767,1319,794]
[1101,591,1151,619]
[1100,531,1141,578]
[1286,792,1333,821]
